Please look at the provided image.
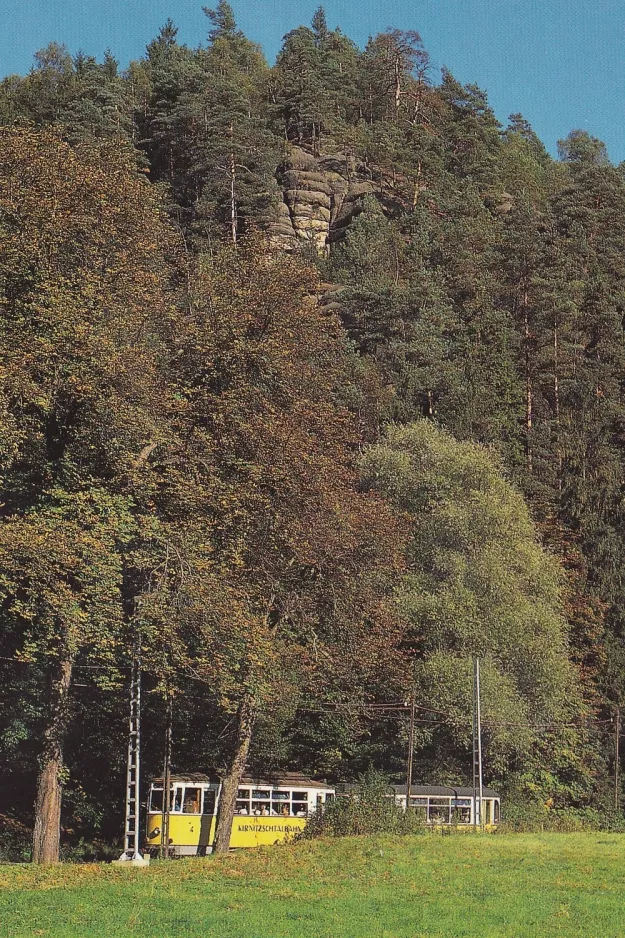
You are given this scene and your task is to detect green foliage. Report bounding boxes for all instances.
[2,5,625,852]
[558,130,610,166]
[361,421,590,797]
[303,771,426,838]
[272,12,361,149]
[0,814,31,862]
[498,802,625,834]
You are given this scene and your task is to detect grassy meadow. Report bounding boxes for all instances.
[1,833,625,938]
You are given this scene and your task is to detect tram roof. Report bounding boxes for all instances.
[337,783,500,798]
[392,784,501,798]
[150,773,213,785]
[149,771,334,790]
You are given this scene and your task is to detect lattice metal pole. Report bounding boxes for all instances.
[118,648,145,862]
[160,693,173,859]
[472,658,484,828]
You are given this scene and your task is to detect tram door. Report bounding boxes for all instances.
[199,788,216,853]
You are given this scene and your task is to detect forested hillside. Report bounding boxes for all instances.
[1,3,624,860]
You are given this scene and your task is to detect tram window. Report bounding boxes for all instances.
[182,787,201,814]
[292,791,308,815]
[494,800,500,823]
[173,786,183,813]
[272,793,290,816]
[252,802,271,815]
[408,796,427,820]
[203,790,216,815]
[292,795,308,817]
[325,793,334,804]
[251,790,271,815]
[451,799,471,824]
[149,789,164,813]
[236,789,251,814]
[428,799,451,823]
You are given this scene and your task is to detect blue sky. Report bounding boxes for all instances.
[1,0,624,161]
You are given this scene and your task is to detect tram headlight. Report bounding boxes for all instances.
[148,827,161,839]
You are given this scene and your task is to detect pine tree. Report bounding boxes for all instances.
[272,11,361,151]
[58,51,133,143]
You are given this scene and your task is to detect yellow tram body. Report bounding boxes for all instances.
[144,772,334,856]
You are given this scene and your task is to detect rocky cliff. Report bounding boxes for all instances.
[267,146,376,255]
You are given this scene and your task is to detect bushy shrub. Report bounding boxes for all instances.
[302,771,427,839]
[498,802,625,833]
[0,813,122,863]
[0,814,32,862]
[60,839,120,863]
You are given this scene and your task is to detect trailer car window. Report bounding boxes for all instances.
[428,798,451,823]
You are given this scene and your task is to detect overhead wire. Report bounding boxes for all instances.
[0,654,617,731]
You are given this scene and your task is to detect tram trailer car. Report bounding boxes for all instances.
[392,785,501,827]
[337,784,501,829]
[145,772,335,856]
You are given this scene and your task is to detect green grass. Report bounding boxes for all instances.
[2,833,625,937]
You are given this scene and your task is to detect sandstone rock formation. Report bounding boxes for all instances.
[266,146,376,255]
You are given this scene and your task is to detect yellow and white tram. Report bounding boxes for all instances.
[144,772,335,855]
[145,775,501,855]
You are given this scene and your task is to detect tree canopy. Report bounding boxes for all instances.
[0,6,624,861]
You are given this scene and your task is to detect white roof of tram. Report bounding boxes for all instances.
[337,783,500,798]
[392,784,500,798]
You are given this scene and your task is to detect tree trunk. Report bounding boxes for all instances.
[32,652,74,864]
[553,318,562,491]
[213,693,255,855]
[394,53,402,118]
[228,123,237,247]
[523,290,533,474]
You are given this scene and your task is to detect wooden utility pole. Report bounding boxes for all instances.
[406,694,416,811]
[160,693,173,859]
[615,705,621,813]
